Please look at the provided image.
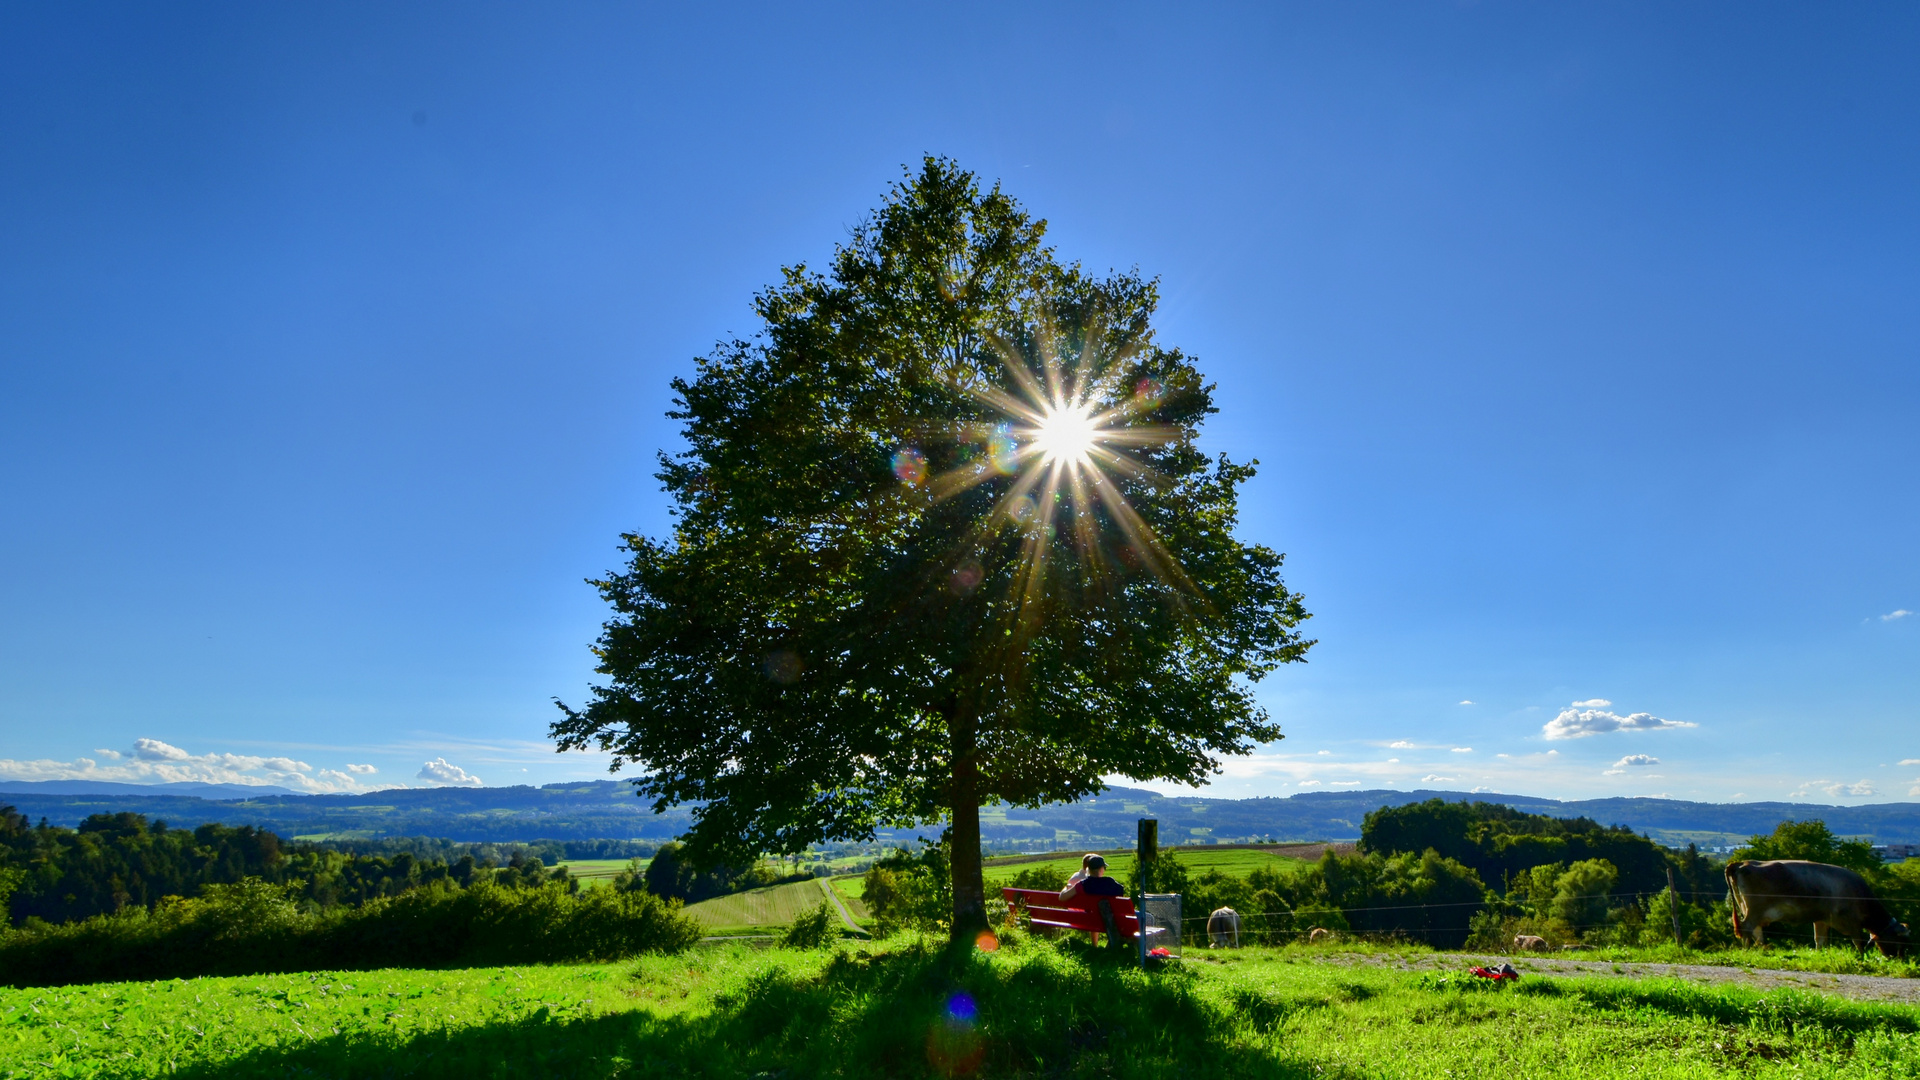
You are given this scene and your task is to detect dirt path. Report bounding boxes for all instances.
[816,877,867,936]
[1306,950,1920,1005]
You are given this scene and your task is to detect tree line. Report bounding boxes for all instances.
[864,800,1920,950]
[0,807,582,927]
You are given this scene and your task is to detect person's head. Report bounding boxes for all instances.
[1084,854,1108,877]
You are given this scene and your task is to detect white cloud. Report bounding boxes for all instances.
[1543,703,1695,740]
[1451,747,1472,753]
[346,763,378,774]
[1458,700,1474,705]
[133,738,191,761]
[1911,784,1920,798]
[1547,750,1559,756]
[1613,754,1661,768]
[1317,750,1330,756]
[1420,775,1456,783]
[1386,758,1400,763]
[1788,779,1879,799]
[1572,699,1612,708]
[1388,741,1416,749]
[0,739,367,793]
[1495,753,1510,759]
[1603,769,1625,775]
[1470,786,1494,793]
[1329,781,1361,787]
[417,758,483,787]
[1298,780,1322,787]
[1882,610,1912,622]
[1901,759,1920,767]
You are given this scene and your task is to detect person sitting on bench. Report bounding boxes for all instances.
[1059,854,1124,901]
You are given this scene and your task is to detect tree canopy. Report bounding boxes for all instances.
[552,158,1313,936]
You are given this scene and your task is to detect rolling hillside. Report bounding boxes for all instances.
[4,779,1918,847]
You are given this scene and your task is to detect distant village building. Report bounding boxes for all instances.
[1872,843,1918,861]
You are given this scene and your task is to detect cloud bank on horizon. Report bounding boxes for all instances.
[0,739,490,794]
[0,738,372,792]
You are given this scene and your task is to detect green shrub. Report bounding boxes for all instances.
[861,843,950,936]
[1009,864,1068,891]
[0,878,702,987]
[782,901,838,948]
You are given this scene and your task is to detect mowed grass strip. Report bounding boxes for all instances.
[555,859,641,889]
[7,938,1920,1079]
[977,847,1308,889]
[682,878,835,932]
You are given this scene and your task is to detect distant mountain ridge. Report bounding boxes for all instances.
[0,779,299,798]
[2,779,1916,848]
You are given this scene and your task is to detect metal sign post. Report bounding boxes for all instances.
[1137,818,1157,968]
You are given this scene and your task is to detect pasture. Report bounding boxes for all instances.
[682,878,850,934]
[980,847,1309,889]
[6,936,1919,1078]
[554,859,639,889]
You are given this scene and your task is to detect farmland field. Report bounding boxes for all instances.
[682,878,845,933]
[979,847,1308,888]
[6,937,1919,1078]
[555,858,641,889]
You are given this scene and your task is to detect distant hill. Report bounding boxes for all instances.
[0,779,299,798]
[2,780,1917,849]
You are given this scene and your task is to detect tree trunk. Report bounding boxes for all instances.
[949,706,988,944]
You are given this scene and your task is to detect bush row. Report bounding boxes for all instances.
[0,877,702,987]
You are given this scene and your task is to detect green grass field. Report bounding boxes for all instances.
[7,936,1918,1078]
[682,878,843,933]
[979,847,1307,889]
[555,859,642,889]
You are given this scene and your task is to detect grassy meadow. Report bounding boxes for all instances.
[979,847,1309,890]
[555,859,641,889]
[7,935,1919,1079]
[682,879,854,935]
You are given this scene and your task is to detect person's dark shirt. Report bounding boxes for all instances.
[1077,875,1124,897]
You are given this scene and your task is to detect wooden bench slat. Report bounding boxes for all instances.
[1001,885,1142,942]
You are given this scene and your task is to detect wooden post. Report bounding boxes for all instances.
[1666,867,1683,948]
[1137,818,1157,968]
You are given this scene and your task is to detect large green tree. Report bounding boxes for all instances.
[553,158,1313,939]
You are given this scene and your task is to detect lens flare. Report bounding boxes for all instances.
[902,307,1193,663]
[1032,404,1098,464]
[927,991,984,1076]
[892,447,929,485]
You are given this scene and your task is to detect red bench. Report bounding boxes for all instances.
[1002,886,1139,944]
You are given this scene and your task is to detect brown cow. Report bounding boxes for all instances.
[1207,907,1242,948]
[1512,934,1550,952]
[1307,927,1332,944]
[1725,860,1910,955]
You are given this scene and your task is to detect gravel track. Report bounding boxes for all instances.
[1295,949,1920,1004]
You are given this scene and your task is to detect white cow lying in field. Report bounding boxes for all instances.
[1725,860,1910,955]
[1207,907,1241,948]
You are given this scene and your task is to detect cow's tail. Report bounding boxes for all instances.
[1724,861,1747,942]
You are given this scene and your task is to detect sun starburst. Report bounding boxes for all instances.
[895,310,1194,631]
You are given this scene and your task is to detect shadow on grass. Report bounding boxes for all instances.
[169,942,1320,1080]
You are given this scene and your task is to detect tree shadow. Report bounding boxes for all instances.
[171,942,1324,1079]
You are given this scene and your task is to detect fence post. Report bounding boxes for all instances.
[1666,866,1683,948]
[1137,818,1157,968]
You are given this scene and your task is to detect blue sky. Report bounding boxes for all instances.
[1,3,1915,805]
